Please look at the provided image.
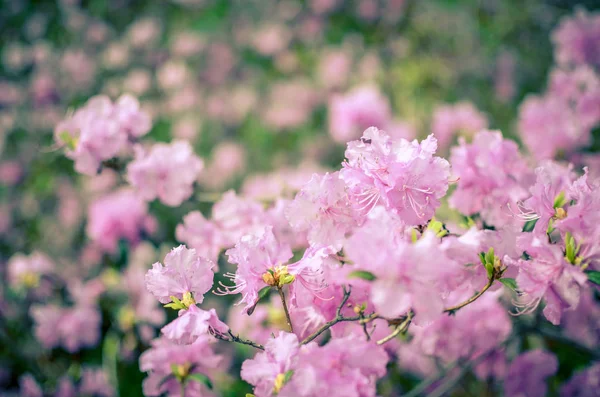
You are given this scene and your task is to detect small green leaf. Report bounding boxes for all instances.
[522,219,538,233]
[283,370,294,383]
[483,260,494,279]
[499,278,518,291]
[553,191,566,209]
[246,394,256,397]
[258,286,271,300]
[411,229,418,243]
[187,373,213,389]
[586,271,600,286]
[348,270,376,281]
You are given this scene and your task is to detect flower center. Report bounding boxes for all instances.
[262,265,295,288]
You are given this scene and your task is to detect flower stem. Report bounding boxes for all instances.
[301,286,361,345]
[443,277,495,314]
[278,286,294,333]
[210,329,265,351]
[376,312,412,345]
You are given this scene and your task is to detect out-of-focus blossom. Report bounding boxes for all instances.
[55,94,151,175]
[30,303,102,353]
[127,17,161,49]
[449,130,532,228]
[211,190,267,244]
[495,51,517,102]
[7,252,54,289]
[79,368,114,397]
[86,189,156,254]
[328,85,391,143]
[560,362,600,397]
[200,141,247,190]
[127,140,203,207]
[176,211,224,263]
[318,50,351,89]
[431,102,488,150]
[251,25,292,56]
[504,350,558,397]
[285,334,388,397]
[262,80,319,130]
[19,374,42,397]
[140,336,222,397]
[552,9,600,68]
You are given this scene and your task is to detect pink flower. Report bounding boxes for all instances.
[146,245,215,304]
[449,130,532,228]
[286,172,357,250]
[7,251,54,289]
[86,189,155,254]
[431,102,488,150]
[411,292,511,371]
[556,169,600,271]
[281,335,388,397]
[518,85,595,160]
[79,368,114,397]
[504,350,558,397]
[328,85,391,143]
[241,331,300,397]
[346,213,460,324]
[219,227,294,313]
[552,9,600,68]
[54,95,151,175]
[520,161,575,235]
[162,305,229,344]
[341,127,450,226]
[211,190,267,245]
[114,94,152,138]
[19,374,42,397]
[30,304,102,352]
[512,234,588,325]
[176,211,225,263]
[140,336,223,397]
[127,140,203,207]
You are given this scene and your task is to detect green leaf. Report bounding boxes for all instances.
[246,394,256,397]
[522,219,538,232]
[553,191,566,209]
[499,278,518,291]
[586,271,600,286]
[102,332,120,392]
[348,270,376,281]
[483,260,494,279]
[187,373,213,389]
[258,286,271,300]
[283,370,294,383]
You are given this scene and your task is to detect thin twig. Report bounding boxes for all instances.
[278,286,294,333]
[301,286,361,345]
[376,312,413,345]
[360,313,371,341]
[443,277,495,313]
[210,329,265,351]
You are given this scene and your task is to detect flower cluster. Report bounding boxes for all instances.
[3,4,600,397]
[54,95,151,175]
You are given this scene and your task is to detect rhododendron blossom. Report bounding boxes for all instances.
[127,140,204,207]
[54,94,151,175]
[341,127,450,225]
[146,245,215,305]
[11,7,600,396]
